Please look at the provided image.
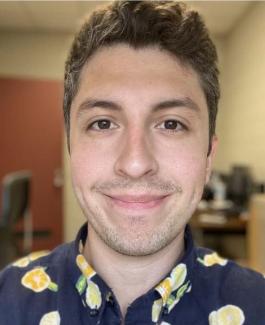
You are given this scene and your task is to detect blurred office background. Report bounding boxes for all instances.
[0,1,265,271]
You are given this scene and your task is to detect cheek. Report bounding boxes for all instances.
[157,140,208,186]
[70,141,115,188]
[181,157,207,188]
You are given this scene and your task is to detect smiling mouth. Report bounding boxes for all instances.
[104,194,170,210]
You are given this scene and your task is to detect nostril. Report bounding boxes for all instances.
[114,147,158,179]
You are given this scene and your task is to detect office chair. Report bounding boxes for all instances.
[0,170,32,268]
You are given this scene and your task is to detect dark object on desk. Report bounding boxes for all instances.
[202,185,214,201]
[0,170,32,269]
[226,165,253,208]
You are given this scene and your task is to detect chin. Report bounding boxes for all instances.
[93,218,183,257]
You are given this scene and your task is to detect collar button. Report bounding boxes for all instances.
[106,292,115,306]
[162,306,169,315]
[90,309,99,317]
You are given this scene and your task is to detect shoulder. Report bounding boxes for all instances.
[195,247,265,288]
[0,241,73,285]
[193,247,265,320]
[0,242,73,321]
[2,240,71,270]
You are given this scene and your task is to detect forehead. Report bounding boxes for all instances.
[72,44,207,115]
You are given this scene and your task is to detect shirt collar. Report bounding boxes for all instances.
[152,226,194,320]
[68,223,195,318]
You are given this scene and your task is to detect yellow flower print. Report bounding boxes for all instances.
[170,263,187,291]
[75,256,100,306]
[152,264,190,322]
[13,251,50,268]
[156,263,187,305]
[76,254,96,279]
[21,267,58,293]
[29,251,50,261]
[198,252,228,267]
[152,298,163,322]
[209,305,245,325]
[167,281,192,313]
[86,279,102,309]
[13,256,30,268]
[157,278,172,304]
[39,311,60,325]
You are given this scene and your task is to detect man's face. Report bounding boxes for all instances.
[70,44,216,256]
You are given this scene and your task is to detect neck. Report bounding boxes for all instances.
[83,227,185,317]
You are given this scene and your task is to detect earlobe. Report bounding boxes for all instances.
[205,135,218,184]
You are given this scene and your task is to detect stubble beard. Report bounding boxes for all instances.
[75,178,200,257]
[80,194,194,257]
[89,210,182,256]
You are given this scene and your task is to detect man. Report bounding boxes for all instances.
[0,1,264,324]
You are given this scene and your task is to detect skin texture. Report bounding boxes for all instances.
[69,44,217,315]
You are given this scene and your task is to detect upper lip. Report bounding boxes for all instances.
[104,194,170,203]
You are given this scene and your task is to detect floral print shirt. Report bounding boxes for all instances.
[0,223,265,325]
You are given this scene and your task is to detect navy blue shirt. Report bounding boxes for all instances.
[0,224,265,325]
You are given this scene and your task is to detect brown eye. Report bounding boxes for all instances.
[96,120,111,129]
[163,119,186,131]
[164,120,180,130]
[156,119,187,133]
[88,119,116,130]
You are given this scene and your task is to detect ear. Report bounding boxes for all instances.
[205,135,218,184]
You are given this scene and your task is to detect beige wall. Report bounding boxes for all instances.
[0,31,70,79]
[63,142,85,242]
[214,2,265,182]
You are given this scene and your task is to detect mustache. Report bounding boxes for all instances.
[92,178,182,194]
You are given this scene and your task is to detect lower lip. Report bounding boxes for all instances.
[106,196,169,211]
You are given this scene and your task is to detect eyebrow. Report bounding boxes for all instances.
[76,97,200,118]
[77,99,122,118]
[152,98,199,112]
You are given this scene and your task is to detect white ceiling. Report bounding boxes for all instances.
[0,1,252,36]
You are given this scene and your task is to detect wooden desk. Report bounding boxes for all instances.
[189,211,248,260]
[190,213,247,234]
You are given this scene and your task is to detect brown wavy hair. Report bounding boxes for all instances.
[64,1,219,149]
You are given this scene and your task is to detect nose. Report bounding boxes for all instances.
[114,128,159,179]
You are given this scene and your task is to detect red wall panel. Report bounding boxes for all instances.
[0,78,63,252]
